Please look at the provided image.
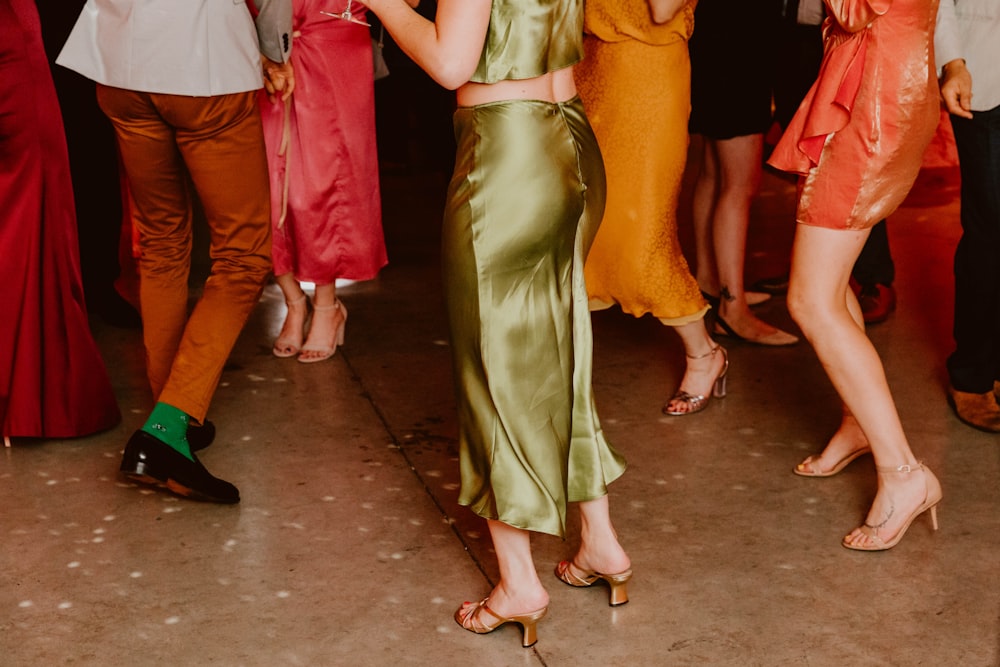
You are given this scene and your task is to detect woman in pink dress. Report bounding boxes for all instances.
[769,0,942,550]
[261,0,387,363]
[0,0,121,444]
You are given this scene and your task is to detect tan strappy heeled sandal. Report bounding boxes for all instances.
[842,462,942,551]
[454,597,547,647]
[298,299,347,363]
[272,293,310,358]
[554,560,633,606]
[794,446,872,477]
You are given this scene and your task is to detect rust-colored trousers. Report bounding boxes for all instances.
[97,86,272,422]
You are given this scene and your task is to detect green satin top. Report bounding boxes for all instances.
[469,0,584,83]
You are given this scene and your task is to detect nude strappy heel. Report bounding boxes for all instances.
[842,462,942,551]
[554,560,633,606]
[662,345,729,416]
[298,299,347,363]
[454,598,548,647]
[794,446,872,477]
[272,292,310,358]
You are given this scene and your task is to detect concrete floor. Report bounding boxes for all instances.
[3,137,999,667]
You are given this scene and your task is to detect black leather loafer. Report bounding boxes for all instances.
[119,430,239,503]
[187,420,216,452]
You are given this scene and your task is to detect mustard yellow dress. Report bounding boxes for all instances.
[577,0,708,324]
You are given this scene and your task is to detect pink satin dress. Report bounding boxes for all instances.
[768,0,940,230]
[259,0,386,284]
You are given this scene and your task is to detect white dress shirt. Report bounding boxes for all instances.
[57,0,291,97]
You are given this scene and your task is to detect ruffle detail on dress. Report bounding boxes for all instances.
[797,27,870,166]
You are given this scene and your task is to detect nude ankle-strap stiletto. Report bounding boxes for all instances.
[794,446,872,477]
[842,462,942,551]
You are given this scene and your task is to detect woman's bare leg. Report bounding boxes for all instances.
[663,319,727,414]
[795,410,871,474]
[712,134,797,344]
[455,520,549,622]
[788,224,933,548]
[567,495,631,575]
[298,282,346,361]
[272,272,308,356]
[691,138,720,293]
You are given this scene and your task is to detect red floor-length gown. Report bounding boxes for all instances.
[259,1,387,284]
[0,0,121,439]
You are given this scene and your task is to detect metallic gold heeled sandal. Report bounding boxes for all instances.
[554,560,633,606]
[454,598,547,647]
[662,345,729,416]
[842,462,942,552]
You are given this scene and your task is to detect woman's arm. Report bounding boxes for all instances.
[648,0,686,24]
[363,0,492,90]
[824,0,892,33]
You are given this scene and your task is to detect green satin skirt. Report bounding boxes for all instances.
[443,97,627,538]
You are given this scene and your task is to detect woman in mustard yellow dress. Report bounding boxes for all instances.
[576,0,728,416]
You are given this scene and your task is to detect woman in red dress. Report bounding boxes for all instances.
[0,0,121,443]
[261,0,387,363]
[769,0,942,550]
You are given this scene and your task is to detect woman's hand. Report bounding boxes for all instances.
[263,56,295,102]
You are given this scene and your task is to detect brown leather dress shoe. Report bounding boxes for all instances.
[948,386,1000,433]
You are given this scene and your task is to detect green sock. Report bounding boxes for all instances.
[141,402,193,461]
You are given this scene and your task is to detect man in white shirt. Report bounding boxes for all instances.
[58,0,295,502]
[936,0,1000,432]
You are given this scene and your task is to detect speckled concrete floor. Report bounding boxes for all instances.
[2,136,998,667]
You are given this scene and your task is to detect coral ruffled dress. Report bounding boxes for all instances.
[768,0,940,229]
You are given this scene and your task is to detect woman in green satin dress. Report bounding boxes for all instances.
[363,0,632,647]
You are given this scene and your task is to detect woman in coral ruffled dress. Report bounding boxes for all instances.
[769,0,942,550]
